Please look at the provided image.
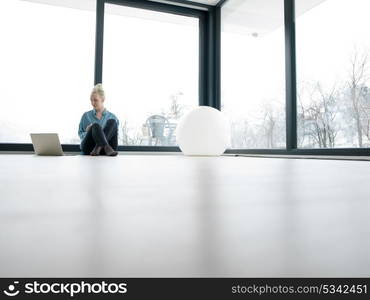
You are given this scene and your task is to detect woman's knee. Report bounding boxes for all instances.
[106,119,117,127]
[91,122,102,131]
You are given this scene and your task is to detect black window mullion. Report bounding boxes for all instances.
[284,0,297,150]
[94,0,105,85]
[199,6,221,109]
[199,13,208,106]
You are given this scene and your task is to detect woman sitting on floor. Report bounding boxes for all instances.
[78,84,119,156]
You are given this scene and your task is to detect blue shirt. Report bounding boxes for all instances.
[78,108,119,143]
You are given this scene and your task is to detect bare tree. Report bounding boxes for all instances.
[297,82,314,147]
[162,91,185,120]
[346,50,369,147]
[256,101,285,149]
[361,86,370,143]
[230,119,258,148]
[120,119,130,145]
[259,103,277,148]
[120,120,142,145]
[298,82,339,148]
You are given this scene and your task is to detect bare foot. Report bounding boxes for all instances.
[90,145,103,156]
[104,145,118,156]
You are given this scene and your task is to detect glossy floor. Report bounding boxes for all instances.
[0,154,369,277]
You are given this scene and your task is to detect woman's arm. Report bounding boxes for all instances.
[86,123,93,131]
[114,114,120,128]
[78,113,87,140]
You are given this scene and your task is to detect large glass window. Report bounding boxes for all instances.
[296,0,370,148]
[103,4,199,146]
[0,0,96,144]
[221,0,286,149]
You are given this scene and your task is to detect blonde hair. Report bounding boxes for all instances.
[91,83,105,100]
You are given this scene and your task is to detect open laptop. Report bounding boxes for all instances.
[30,133,64,156]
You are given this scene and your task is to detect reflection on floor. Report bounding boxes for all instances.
[0,153,369,277]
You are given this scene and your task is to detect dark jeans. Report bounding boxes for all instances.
[81,119,118,155]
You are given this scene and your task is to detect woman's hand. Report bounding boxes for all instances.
[86,123,93,131]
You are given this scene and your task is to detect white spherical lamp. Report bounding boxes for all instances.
[176,106,231,156]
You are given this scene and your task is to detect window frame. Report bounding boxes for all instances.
[2,0,370,155]
[0,0,217,152]
[221,0,370,156]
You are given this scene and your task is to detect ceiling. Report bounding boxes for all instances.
[20,0,220,12]
[21,0,326,34]
[222,0,326,35]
